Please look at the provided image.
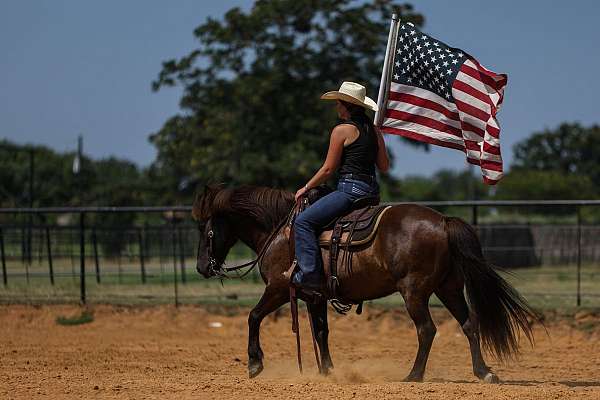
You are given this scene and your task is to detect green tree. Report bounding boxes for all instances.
[494,170,596,200]
[151,0,425,191]
[398,169,488,201]
[0,140,150,208]
[512,123,600,187]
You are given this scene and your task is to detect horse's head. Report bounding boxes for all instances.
[194,215,238,278]
[192,185,238,278]
[191,184,295,277]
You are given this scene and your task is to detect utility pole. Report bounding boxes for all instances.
[26,149,35,265]
[73,135,83,176]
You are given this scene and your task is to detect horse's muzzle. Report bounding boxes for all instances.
[196,263,212,279]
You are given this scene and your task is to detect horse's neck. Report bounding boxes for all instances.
[230,215,271,253]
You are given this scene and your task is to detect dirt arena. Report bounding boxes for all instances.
[1,304,599,399]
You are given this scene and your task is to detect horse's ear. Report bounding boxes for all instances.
[191,189,205,221]
[211,187,233,214]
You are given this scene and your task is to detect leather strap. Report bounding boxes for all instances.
[290,286,302,373]
[328,221,343,297]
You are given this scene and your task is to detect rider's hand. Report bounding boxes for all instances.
[295,186,308,202]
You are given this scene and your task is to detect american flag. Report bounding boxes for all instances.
[380,22,507,184]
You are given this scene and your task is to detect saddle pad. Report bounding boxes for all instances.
[319,205,392,247]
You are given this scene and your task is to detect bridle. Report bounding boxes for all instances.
[201,204,297,279]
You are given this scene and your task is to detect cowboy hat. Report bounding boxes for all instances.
[320,81,378,112]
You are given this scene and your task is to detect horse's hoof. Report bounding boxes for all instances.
[483,372,500,384]
[403,374,423,382]
[248,363,264,379]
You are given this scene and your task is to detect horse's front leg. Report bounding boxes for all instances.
[307,300,334,374]
[248,284,288,378]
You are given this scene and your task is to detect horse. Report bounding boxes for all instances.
[192,184,537,383]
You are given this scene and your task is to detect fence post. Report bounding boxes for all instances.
[138,227,146,284]
[171,219,179,307]
[92,227,100,284]
[45,226,54,285]
[79,212,86,305]
[471,204,478,226]
[178,226,186,284]
[0,227,6,286]
[576,206,582,307]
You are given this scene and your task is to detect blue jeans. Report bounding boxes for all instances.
[292,178,379,287]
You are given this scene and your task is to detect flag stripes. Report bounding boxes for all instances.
[380,22,507,185]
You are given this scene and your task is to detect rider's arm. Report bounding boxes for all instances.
[375,127,390,173]
[305,125,349,189]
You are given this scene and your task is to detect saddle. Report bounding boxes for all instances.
[298,186,391,312]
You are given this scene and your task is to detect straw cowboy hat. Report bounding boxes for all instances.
[320,81,378,112]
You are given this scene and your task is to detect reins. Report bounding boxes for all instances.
[210,203,297,279]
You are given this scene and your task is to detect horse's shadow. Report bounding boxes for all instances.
[430,378,600,387]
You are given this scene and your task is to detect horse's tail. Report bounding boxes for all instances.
[445,216,537,360]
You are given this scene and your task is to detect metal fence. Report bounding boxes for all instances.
[0,201,599,308]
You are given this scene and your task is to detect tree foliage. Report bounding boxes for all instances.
[0,140,147,208]
[151,0,425,191]
[512,123,600,187]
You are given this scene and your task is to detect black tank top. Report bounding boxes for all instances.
[337,112,377,177]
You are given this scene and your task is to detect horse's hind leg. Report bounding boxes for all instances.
[401,291,437,382]
[307,300,333,374]
[435,275,499,383]
[248,285,288,378]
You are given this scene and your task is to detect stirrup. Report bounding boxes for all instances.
[291,283,325,304]
[282,259,298,282]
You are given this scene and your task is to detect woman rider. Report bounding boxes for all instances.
[291,81,390,291]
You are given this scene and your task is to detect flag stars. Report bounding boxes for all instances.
[394,73,399,80]
[442,61,449,67]
[446,69,453,75]
[451,59,459,64]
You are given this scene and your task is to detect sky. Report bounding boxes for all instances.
[1,1,599,178]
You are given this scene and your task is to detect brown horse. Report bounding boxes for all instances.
[192,184,536,382]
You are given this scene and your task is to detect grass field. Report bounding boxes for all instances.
[1,256,599,309]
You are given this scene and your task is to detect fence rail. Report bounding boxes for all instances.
[1,200,599,307]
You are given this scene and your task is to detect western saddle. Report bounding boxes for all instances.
[292,185,391,313]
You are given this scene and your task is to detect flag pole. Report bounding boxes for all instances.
[374,13,400,127]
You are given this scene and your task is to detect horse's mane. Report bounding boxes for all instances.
[192,184,295,230]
